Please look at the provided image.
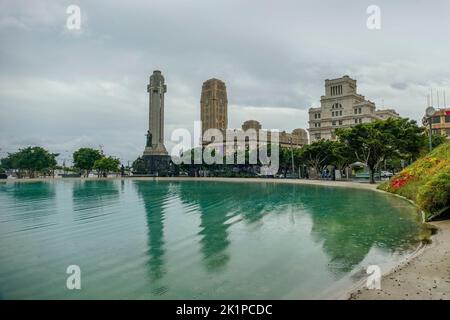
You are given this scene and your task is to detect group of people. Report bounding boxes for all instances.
[321,167,335,180]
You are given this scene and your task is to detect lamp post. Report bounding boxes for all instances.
[289,137,295,176]
[425,106,436,152]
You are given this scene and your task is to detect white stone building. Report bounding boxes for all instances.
[308,75,400,142]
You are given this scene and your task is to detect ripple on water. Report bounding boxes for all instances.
[0,180,423,299]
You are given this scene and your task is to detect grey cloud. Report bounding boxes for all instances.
[391,82,408,91]
[1,0,450,163]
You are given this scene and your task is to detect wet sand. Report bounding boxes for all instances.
[350,220,450,300]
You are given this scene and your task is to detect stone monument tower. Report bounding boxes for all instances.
[141,70,170,175]
[144,70,168,156]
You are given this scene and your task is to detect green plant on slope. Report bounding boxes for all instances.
[417,166,450,219]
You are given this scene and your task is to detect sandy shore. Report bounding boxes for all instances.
[0,176,381,191]
[349,220,450,300]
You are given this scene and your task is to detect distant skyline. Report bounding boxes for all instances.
[1,0,450,164]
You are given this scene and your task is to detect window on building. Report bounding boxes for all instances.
[354,108,357,114]
[339,110,342,116]
[358,108,362,114]
[445,115,450,123]
[332,121,336,126]
[318,113,321,119]
[332,111,335,116]
[354,119,358,124]
[432,116,441,124]
[359,118,362,123]
[339,120,343,125]
[331,86,343,96]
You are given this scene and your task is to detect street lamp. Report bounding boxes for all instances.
[289,137,295,176]
[425,106,436,152]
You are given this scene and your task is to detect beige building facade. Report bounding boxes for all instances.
[308,75,400,142]
[205,120,308,157]
[425,108,450,138]
[201,78,228,143]
[241,120,308,148]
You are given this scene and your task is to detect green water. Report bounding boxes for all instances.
[0,180,422,299]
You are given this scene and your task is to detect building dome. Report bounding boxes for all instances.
[242,120,262,131]
[292,128,307,138]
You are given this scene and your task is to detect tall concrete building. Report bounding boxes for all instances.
[141,70,170,175]
[201,78,228,143]
[144,70,168,156]
[308,75,400,142]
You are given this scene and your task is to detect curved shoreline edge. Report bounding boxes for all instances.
[1,176,448,300]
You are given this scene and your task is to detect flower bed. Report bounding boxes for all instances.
[379,141,450,220]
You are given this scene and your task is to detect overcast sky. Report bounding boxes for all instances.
[1,0,449,164]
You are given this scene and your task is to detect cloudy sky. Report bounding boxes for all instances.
[1,0,449,164]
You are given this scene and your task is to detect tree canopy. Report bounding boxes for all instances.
[336,118,426,183]
[73,148,103,177]
[93,156,120,177]
[0,146,58,178]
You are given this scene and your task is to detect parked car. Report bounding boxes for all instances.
[381,171,394,178]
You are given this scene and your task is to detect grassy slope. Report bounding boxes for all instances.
[378,141,450,219]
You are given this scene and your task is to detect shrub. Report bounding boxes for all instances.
[417,166,450,218]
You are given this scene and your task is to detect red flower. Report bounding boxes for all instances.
[390,174,412,189]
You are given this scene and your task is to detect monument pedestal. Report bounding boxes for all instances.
[141,154,171,176]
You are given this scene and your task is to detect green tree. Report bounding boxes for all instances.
[93,156,120,177]
[298,139,335,176]
[279,147,292,175]
[337,123,388,184]
[429,133,447,152]
[337,118,427,183]
[132,156,146,174]
[0,147,58,178]
[73,148,102,177]
[377,118,424,161]
[330,140,355,177]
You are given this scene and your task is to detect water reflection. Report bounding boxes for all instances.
[0,180,423,299]
[304,187,421,274]
[178,182,232,271]
[1,182,56,204]
[0,182,57,231]
[177,182,301,271]
[71,180,119,222]
[133,181,169,282]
